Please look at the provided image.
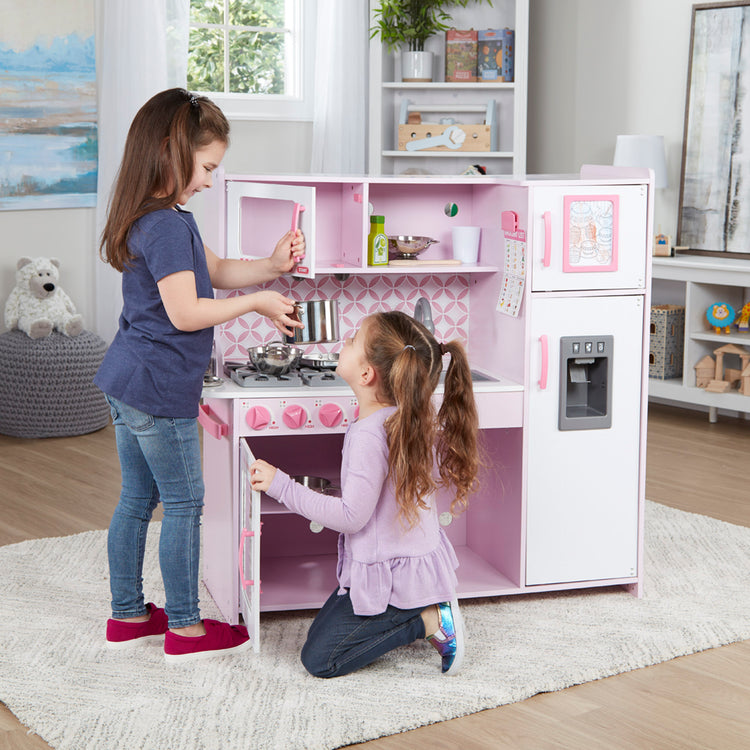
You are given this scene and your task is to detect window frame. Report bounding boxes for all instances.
[188,0,316,122]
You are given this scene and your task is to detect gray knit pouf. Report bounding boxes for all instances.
[0,329,110,438]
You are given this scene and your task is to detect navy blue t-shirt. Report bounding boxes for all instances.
[94,207,214,418]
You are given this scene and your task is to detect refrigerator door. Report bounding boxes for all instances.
[531,185,648,292]
[239,440,262,652]
[525,294,644,585]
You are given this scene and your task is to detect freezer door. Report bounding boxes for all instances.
[226,181,316,279]
[525,295,644,585]
[530,185,648,292]
[239,440,262,651]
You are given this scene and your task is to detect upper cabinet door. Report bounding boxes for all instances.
[226,181,317,279]
[530,184,648,292]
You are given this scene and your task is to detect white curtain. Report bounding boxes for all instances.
[94,0,189,342]
[310,0,368,174]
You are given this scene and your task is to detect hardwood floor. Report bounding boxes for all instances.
[1,404,748,749]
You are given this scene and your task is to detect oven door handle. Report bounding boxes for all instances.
[198,403,228,440]
[538,334,549,390]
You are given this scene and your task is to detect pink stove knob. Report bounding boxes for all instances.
[319,403,343,428]
[282,404,307,429]
[245,405,271,430]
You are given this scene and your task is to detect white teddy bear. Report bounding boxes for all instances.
[4,256,83,339]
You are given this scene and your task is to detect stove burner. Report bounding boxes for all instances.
[224,361,346,389]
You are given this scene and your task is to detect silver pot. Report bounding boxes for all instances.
[299,352,339,370]
[248,341,301,375]
[286,299,340,345]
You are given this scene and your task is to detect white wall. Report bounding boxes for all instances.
[1,1,696,334]
[528,0,696,240]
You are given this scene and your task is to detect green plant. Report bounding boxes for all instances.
[371,0,493,53]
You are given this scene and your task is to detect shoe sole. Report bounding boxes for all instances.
[164,637,253,664]
[444,597,465,676]
[106,633,166,650]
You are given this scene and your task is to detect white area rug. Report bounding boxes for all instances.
[1,501,749,750]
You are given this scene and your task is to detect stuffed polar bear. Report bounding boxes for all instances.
[4,256,83,339]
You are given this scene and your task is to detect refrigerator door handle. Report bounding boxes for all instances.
[538,334,549,390]
[542,211,552,267]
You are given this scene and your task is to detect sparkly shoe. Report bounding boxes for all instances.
[106,602,168,648]
[426,598,465,675]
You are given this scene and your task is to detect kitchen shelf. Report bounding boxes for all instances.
[381,151,514,159]
[382,82,515,91]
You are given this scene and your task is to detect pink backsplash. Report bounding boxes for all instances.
[217,275,470,360]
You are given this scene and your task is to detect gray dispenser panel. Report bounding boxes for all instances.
[558,336,613,430]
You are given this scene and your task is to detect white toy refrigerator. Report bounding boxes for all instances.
[516,169,651,589]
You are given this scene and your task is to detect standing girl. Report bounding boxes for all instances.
[251,310,480,677]
[96,88,304,663]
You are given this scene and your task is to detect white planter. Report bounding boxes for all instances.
[401,51,433,82]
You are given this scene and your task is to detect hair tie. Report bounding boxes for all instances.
[189,94,199,108]
[402,344,416,352]
[439,342,447,355]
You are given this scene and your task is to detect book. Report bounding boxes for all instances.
[478,28,515,82]
[445,29,478,82]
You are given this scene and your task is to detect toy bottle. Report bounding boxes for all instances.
[368,215,388,266]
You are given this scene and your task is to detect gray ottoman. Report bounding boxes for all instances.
[0,329,110,438]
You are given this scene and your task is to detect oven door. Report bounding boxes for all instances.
[239,440,261,652]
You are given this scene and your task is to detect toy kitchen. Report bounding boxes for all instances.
[198,166,653,651]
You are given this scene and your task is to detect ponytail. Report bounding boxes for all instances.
[364,311,480,528]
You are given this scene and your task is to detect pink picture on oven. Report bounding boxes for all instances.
[562,195,619,273]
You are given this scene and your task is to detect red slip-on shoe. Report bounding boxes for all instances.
[106,602,168,649]
[164,618,251,664]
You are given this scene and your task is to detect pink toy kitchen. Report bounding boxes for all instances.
[198,166,653,651]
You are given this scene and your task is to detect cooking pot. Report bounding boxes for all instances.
[291,475,334,492]
[286,299,340,345]
[248,341,301,375]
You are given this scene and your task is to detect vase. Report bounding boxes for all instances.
[401,51,433,82]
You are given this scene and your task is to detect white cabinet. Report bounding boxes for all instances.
[651,255,750,420]
[368,0,528,176]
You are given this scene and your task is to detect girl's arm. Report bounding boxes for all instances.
[250,430,388,534]
[157,271,300,335]
[205,229,305,289]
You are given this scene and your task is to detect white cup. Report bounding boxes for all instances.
[452,226,481,263]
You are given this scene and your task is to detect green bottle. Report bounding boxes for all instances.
[368,215,388,266]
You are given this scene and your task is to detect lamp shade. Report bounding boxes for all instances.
[613,135,668,189]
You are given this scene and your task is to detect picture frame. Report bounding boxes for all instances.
[677,1,750,258]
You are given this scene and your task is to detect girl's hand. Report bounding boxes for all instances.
[250,290,304,336]
[269,229,306,274]
[250,459,277,492]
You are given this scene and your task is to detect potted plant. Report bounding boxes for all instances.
[371,0,492,82]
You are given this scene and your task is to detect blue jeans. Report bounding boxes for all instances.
[301,588,426,678]
[106,395,204,629]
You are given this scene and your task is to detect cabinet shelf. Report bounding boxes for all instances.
[383,82,515,91]
[382,150,514,159]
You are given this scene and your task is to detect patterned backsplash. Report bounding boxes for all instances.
[217,274,470,360]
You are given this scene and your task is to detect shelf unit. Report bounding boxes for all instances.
[368,0,528,176]
[650,255,750,421]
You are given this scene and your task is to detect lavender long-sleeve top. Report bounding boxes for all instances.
[266,406,459,616]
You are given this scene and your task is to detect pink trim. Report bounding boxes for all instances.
[562,195,619,273]
[198,404,228,439]
[538,335,548,390]
[542,211,551,267]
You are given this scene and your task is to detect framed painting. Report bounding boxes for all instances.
[0,1,97,210]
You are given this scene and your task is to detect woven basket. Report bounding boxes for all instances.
[0,330,110,438]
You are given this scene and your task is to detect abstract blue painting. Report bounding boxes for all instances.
[0,1,97,210]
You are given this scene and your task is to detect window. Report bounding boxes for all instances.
[188,0,315,121]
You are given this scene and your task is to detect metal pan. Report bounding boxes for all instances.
[285,299,339,345]
[248,341,301,376]
[299,353,339,370]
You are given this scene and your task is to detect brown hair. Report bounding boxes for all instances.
[99,88,230,271]
[363,311,480,528]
